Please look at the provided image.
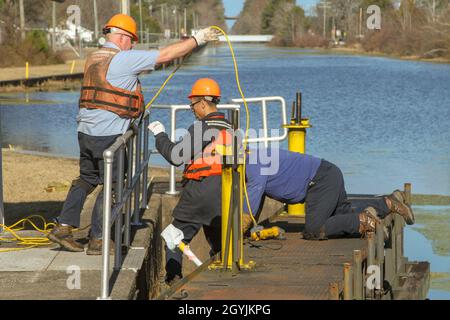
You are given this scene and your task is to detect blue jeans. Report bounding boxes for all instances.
[57,132,122,239]
[304,160,390,239]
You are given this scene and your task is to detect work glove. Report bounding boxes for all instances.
[192,27,221,46]
[242,213,254,236]
[161,224,184,252]
[148,121,165,136]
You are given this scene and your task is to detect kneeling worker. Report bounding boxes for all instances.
[148,79,233,284]
[243,148,415,239]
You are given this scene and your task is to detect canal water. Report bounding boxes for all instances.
[1,44,449,299]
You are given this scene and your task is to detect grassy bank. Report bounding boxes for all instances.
[326,46,450,64]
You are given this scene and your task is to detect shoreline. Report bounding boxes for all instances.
[321,46,450,64]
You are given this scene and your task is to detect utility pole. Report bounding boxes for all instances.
[318,1,331,39]
[121,0,130,15]
[52,1,56,50]
[432,0,436,22]
[19,0,25,41]
[139,0,143,42]
[359,7,363,38]
[184,7,187,34]
[93,0,99,39]
[173,6,177,38]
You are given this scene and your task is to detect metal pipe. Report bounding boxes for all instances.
[343,263,353,300]
[114,146,125,270]
[141,114,150,209]
[99,150,114,300]
[124,138,134,248]
[291,101,296,123]
[353,250,363,300]
[296,92,302,124]
[133,127,142,225]
[167,108,179,195]
[261,100,269,148]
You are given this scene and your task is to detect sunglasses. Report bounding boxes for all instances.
[189,99,204,109]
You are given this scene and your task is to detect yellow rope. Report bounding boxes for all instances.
[0,215,90,253]
[210,26,258,227]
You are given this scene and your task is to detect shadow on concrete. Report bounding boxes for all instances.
[3,201,63,227]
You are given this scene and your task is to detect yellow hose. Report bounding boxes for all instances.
[0,215,90,253]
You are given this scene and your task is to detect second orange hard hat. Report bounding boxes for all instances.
[104,14,138,41]
[188,78,221,99]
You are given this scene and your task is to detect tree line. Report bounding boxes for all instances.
[232,0,450,60]
[0,0,225,67]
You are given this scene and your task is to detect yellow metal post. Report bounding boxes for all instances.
[282,92,311,217]
[70,60,76,74]
[209,111,254,271]
[25,62,29,80]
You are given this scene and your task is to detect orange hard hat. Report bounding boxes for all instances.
[104,14,138,41]
[188,78,221,99]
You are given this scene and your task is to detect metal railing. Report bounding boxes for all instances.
[99,111,151,300]
[152,97,288,195]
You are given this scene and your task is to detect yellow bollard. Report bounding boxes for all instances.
[282,92,312,217]
[70,60,76,74]
[209,113,254,271]
[25,62,29,80]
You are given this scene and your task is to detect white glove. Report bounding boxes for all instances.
[192,27,221,46]
[148,121,165,136]
[161,224,184,252]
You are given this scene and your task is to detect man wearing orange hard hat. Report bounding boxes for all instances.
[148,78,235,285]
[48,13,221,255]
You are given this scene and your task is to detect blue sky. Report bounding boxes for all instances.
[223,0,319,16]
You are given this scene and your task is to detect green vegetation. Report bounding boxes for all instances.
[0,0,225,68]
[413,209,450,256]
[431,273,450,292]
[233,0,450,60]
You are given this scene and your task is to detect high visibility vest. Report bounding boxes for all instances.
[183,116,234,181]
[79,47,144,119]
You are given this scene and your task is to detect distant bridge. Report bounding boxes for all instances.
[218,35,274,43]
[224,16,238,20]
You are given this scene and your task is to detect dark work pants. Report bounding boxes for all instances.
[57,132,122,239]
[304,160,390,239]
[165,218,221,283]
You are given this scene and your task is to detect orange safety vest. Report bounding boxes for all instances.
[183,116,234,181]
[79,47,144,119]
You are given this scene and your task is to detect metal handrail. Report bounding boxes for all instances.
[152,97,288,195]
[99,111,151,300]
[231,96,288,147]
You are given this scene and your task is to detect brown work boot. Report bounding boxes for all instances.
[359,207,388,240]
[242,214,254,235]
[86,238,115,255]
[386,192,415,225]
[47,224,85,252]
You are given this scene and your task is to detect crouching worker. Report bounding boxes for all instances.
[243,148,415,240]
[148,79,234,285]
